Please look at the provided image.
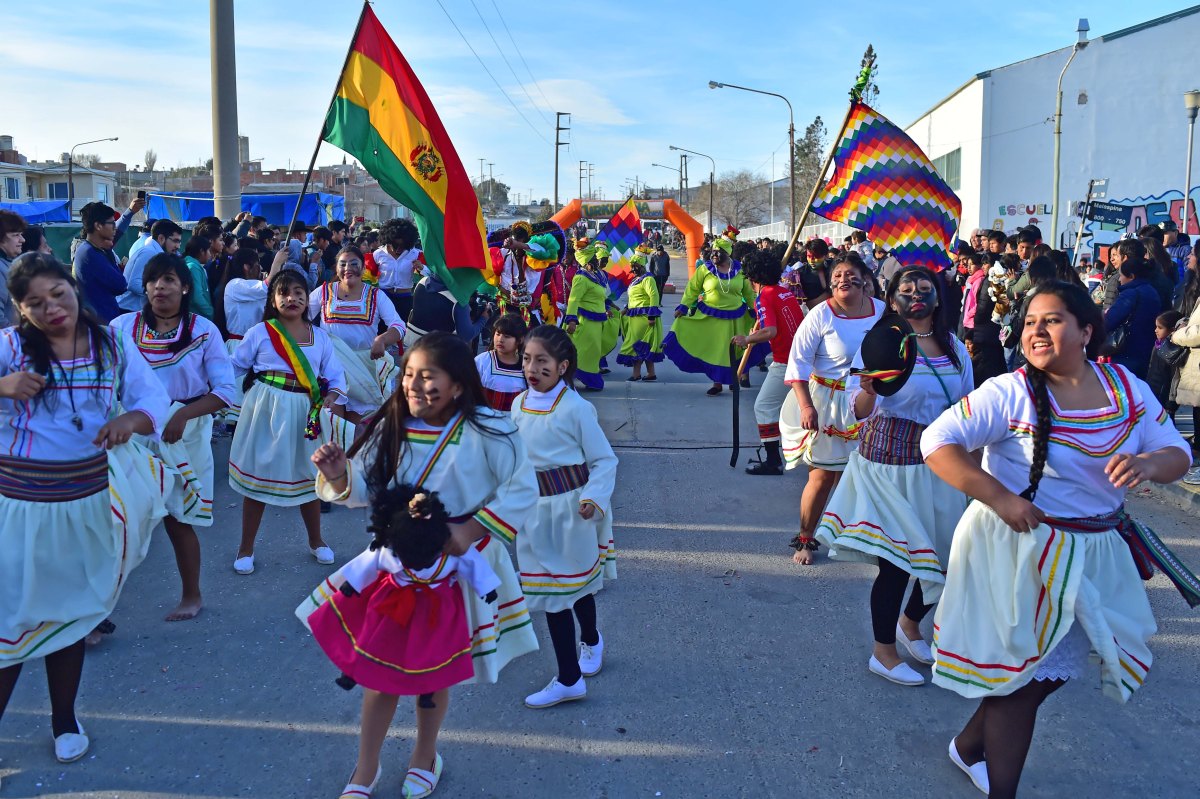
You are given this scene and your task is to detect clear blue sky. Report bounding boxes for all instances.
[4,1,1191,204]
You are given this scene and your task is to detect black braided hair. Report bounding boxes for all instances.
[1020,363,1053,502]
[1017,281,1106,502]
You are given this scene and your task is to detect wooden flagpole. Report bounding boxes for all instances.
[280,1,370,245]
[780,54,875,266]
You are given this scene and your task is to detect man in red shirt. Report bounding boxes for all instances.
[733,249,806,475]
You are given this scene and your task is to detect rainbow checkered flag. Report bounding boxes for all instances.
[811,101,961,271]
[596,199,643,293]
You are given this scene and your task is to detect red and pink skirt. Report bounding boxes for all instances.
[310,573,475,695]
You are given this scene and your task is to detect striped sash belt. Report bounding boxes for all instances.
[0,451,108,502]
[858,416,926,466]
[1047,506,1200,608]
[536,463,590,497]
[257,370,309,394]
[812,375,845,391]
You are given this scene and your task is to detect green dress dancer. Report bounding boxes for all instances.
[663,227,762,394]
[618,247,663,381]
[565,239,609,390]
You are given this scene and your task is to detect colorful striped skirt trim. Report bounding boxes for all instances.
[0,452,108,502]
[858,416,926,466]
[536,463,590,497]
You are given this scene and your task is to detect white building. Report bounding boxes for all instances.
[0,136,118,215]
[905,6,1200,256]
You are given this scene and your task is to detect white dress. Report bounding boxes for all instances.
[111,312,236,526]
[0,326,175,664]
[817,339,973,602]
[780,298,885,470]
[303,410,541,684]
[511,383,618,613]
[309,283,404,416]
[219,277,268,424]
[921,363,1189,703]
[228,322,352,506]
[475,350,527,412]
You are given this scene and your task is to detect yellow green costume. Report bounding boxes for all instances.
[618,251,663,366]
[566,241,609,390]
[663,258,760,383]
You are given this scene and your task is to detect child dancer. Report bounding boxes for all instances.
[513,325,619,708]
[112,253,236,620]
[228,270,350,575]
[475,312,527,411]
[308,485,500,797]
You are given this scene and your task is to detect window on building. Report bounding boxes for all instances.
[932,148,961,191]
[97,183,109,203]
[48,182,69,199]
[3,177,17,200]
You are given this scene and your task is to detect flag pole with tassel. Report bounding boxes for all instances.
[780,53,876,266]
[279,1,371,245]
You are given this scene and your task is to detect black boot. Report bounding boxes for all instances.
[746,442,783,476]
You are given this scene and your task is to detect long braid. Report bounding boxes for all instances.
[1021,364,1053,502]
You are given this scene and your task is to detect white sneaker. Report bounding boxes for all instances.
[524,677,586,708]
[54,721,89,763]
[311,545,335,565]
[233,554,255,575]
[948,737,989,794]
[895,624,935,665]
[868,655,924,686]
[578,633,604,677]
[1183,467,1200,486]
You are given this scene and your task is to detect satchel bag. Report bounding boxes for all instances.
[1100,290,1141,357]
[1155,338,1190,369]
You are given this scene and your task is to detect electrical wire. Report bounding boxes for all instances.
[433,0,551,145]
[469,0,551,126]
[489,0,556,115]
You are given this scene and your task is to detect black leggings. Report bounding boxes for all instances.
[544,593,598,686]
[0,639,86,737]
[870,559,934,644]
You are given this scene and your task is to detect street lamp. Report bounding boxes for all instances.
[709,80,795,233]
[1050,19,1089,246]
[1184,90,1200,236]
[68,136,118,217]
[670,145,715,234]
[652,162,682,204]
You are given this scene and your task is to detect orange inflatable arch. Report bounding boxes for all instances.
[551,199,705,278]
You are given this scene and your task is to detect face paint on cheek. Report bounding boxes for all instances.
[894,288,937,319]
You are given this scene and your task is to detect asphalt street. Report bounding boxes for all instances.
[2,268,1198,798]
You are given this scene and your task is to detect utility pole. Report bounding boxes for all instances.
[587,164,594,199]
[487,162,494,207]
[578,160,586,202]
[554,112,570,210]
[478,158,485,186]
[209,0,241,220]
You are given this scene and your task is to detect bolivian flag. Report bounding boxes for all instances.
[323,5,488,302]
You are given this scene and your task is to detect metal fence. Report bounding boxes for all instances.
[738,218,856,243]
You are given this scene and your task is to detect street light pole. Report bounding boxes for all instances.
[1051,19,1089,247]
[652,163,681,204]
[709,80,795,232]
[68,136,118,217]
[670,145,716,234]
[1184,91,1200,236]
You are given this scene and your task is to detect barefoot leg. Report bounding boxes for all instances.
[794,467,840,565]
[164,516,203,621]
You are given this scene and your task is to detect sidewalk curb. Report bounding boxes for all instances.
[1149,480,1200,511]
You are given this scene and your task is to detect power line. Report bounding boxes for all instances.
[468,0,551,126]
[489,0,556,115]
[433,0,551,145]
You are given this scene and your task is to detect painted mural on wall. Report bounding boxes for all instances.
[1082,189,1200,244]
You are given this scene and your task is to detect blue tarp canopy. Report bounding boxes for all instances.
[0,199,71,223]
[146,192,345,225]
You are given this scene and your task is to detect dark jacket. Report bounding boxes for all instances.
[1104,279,1160,380]
[1146,268,1174,313]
